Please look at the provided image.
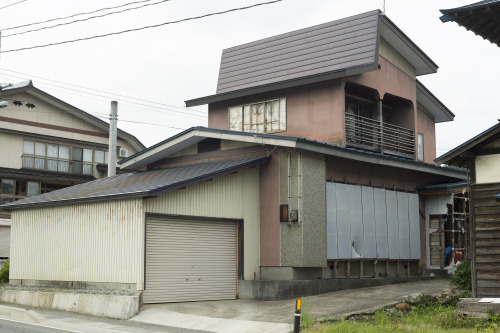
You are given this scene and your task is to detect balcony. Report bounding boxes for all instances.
[345,113,415,159]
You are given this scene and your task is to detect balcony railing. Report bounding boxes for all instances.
[345,113,415,158]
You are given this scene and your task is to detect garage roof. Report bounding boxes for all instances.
[0,156,269,209]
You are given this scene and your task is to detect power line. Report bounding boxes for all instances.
[0,71,207,120]
[0,0,27,11]
[3,0,172,38]
[0,68,205,113]
[1,0,284,53]
[1,0,155,31]
[93,114,187,130]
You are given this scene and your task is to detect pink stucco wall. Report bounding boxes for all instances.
[416,107,437,163]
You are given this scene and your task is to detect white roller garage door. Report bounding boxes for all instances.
[144,216,237,303]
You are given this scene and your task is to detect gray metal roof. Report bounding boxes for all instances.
[417,180,468,193]
[119,126,466,181]
[0,156,269,209]
[185,10,438,107]
[440,0,500,46]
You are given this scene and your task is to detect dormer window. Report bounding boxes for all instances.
[228,98,286,134]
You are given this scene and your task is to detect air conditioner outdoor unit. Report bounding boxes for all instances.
[118,148,129,158]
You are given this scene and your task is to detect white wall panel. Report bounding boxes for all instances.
[361,186,376,258]
[386,190,399,259]
[10,197,144,287]
[326,183,338,259]
[374,188,388,258]
[335,183,351,259]
[397,192,410,259]
[349,186,363,258]
[145,168,260,281]
[408,193,420,259]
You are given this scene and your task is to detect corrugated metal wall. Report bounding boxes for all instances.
[10,197,144,287]
[326,182,420,259]
[145,168,260,281]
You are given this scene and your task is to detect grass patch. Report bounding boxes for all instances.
[302,302,500,333]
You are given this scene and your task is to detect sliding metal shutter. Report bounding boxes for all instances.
[144,216,237,303]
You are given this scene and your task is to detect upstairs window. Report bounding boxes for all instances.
[22,140,108,176]
[229,98,286,134]
[417,133,424,161]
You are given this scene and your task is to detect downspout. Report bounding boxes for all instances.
[298,151,302,225]
[287,152,291,223]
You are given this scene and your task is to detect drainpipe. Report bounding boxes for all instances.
[287,152,291,222]
[108,101,118,177]
[298,151,302,225]
[378,99,384,154]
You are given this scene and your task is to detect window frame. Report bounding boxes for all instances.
[417,133,424,161]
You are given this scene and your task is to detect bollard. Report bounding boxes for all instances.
[294,298,301,333]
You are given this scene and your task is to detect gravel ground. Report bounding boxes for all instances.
[0,284,135,296]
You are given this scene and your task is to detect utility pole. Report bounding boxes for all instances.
[108,101,118,177]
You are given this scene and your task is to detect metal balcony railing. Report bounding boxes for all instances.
[345,113,415,158]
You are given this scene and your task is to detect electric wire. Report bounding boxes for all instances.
[0,0,27,11]
[1,0,283,53]
[93,114,187,130]
[1,0,156,31]
[0,68,205,113]
[0,72,208,120]
[3,0,172,38]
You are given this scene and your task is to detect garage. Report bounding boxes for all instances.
[143,215,238,303]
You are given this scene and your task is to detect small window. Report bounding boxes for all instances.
[1,180,14,194]
[229,98,286,134]
[27,182,39,197]
[23,140,35,155]
[95,150,105,164]
[417,133,424,161]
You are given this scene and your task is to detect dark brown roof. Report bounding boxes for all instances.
[440,0,500,46]
[186,10,438,107]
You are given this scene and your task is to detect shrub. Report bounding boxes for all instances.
[449,261,471,292]
[0,259,9,284]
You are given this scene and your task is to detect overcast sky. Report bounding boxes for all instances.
[0,0,498,157]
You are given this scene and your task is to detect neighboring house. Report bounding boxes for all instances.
[440,0,500,47]
[2,11,466,304]
[435,122,500,298]
[0,80,145,258]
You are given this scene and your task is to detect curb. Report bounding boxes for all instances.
[0,304,45,323]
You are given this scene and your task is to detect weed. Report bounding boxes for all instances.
[0,259,9,284]
[301,303,317,329]
[449,261,472,292]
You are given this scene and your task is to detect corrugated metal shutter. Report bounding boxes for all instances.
[144,216,237,303]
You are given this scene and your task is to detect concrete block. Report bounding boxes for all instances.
[0,290,141,319]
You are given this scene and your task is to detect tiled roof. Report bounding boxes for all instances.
[0,156,269,209]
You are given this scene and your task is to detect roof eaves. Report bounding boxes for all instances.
[416,79,454,123]
[379,14,438,75]
[295,139,467,179]
[435,122,500,164]
[185,64,377,107]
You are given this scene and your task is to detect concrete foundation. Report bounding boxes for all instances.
[0,289,142,319]
[239,277,437,301]
[9,279,136,291]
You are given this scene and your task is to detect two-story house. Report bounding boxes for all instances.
[0,80,145,259]
[1,10,466,310]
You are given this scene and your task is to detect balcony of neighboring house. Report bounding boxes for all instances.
[344,83,415,159]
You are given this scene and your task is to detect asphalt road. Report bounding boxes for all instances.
[0,318,78,333]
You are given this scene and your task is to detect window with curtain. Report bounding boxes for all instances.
[229,98,286,134]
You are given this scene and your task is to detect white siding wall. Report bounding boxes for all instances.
[145,168,260,281]
[10,197,145,288]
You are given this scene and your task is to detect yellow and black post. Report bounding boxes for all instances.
[294,298,301,333]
